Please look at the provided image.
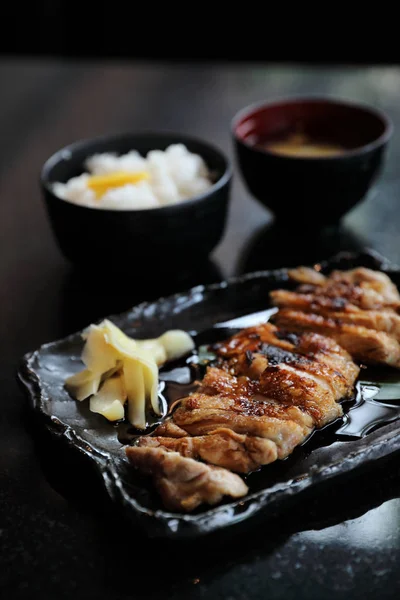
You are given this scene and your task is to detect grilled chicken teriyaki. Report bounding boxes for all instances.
[125,446,248,513]
[126,322,359,512]
[271,267,400,368]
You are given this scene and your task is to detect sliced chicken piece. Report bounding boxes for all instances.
[256,364,342,426]
[281,266,400,311]
[329,267,400,306]
[270,289,361,314]
[208,323,358,426]
[138,427,278,473]
[288,265,399,298]
[296,308,400,340]
[214,321,353,365]
[271,267,400,368]
[198,366,242,396]
[213,323,358,403]
[288,266,327,285]
[288,331,360,387]
[172,394,313,459]
[152,420,188,438]
[173,382,314,429]
[229,345,353,403]
[125,446,248,512]
[275,309,400,368]
[214,322,293,358]
[199,360,342,427]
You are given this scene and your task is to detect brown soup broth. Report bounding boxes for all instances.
[257,132,346,158]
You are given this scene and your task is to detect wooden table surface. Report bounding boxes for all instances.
[2,59,400,599]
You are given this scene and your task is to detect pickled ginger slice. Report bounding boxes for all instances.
[65,319,194,428]
[157,330,195,361]
[98,319,194,366]
[124,359,146,429]
[100,319,146,360]
[89,374,126,421]
[65,369,101,401]
[81,324,118,374]
[134,329,194,363]
[132,338,167,366]
[123,357,160,429]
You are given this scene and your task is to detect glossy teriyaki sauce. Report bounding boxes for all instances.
[116,312,400,471]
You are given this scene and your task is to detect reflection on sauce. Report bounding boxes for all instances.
[263,132,346,158]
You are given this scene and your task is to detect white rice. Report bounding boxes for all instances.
[52,144,213,210]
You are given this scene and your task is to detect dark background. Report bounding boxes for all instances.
[2,5,399,65]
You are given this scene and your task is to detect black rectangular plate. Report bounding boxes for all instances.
[18,250,400,539]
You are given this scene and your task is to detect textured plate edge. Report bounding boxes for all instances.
[16,248,400,539]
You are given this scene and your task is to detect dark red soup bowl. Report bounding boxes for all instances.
[232,97,392,226]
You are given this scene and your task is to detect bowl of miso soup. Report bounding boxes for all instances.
[232,97,392,226]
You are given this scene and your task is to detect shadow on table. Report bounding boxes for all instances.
[23,405,400,597]
[58,257,223,336]
[236,220,371,275]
